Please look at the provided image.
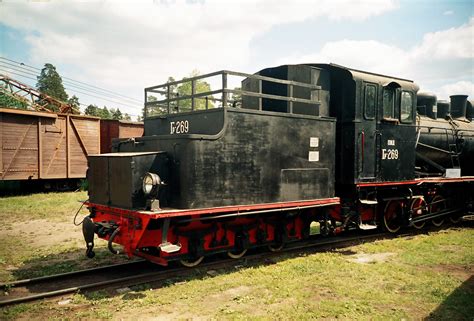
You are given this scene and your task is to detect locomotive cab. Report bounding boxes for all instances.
[311,64,419,187]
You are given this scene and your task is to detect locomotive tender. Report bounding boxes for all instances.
[83,64,474,266]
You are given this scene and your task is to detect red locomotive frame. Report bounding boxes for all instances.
[85,176,473,266]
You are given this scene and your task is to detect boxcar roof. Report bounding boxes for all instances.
[0,107,58,118]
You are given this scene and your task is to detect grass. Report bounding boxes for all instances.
[0,191,129,283]
[0,191,472,319]
[0,191,88,222]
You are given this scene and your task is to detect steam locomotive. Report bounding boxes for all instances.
[83,64,474,266]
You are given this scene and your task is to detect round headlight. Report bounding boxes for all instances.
[142,172,161,197]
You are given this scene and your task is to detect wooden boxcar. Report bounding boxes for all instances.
[100,119,144,153]
[0,108,144,192]
[0,108,100,181]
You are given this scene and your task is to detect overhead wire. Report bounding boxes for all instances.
[0,68,140,117]
[0,61,141,106]
[0,65,142,110]
[0,57,142,103]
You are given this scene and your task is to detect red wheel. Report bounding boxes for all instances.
[430,195,445,227]
[410,198,427,229]
[383,200,403,233]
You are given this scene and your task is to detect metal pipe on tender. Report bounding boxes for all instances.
[436,100,450,119]
[467,100,474,121]
[450,95,468,119]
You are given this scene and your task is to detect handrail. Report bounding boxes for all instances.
[144,69,322,118]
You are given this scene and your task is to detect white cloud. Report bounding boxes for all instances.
[439,81,474,99]
[0,0,398,116]
[277,40,409,76]
[277,17,474,99]
[411,17,474,60]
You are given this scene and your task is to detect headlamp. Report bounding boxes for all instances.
[142,172,161,198]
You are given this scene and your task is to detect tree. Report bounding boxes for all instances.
[36,63,68,112]
[84,104,126,120]
[110,108,123,120]
[0,87,28,109]
[67,95,80,110]
[84,104,100,117]
[99,106,111,119]
[123,113,132,121]
[231,87,242,107]
[145,94,163,118]
[142,71,214,119]
[176,70,214,110]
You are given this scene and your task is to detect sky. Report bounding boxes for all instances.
[0,0,473,119]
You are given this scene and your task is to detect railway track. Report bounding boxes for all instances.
[0,224,470,307]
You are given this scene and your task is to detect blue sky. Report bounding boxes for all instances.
[0,0,473,118]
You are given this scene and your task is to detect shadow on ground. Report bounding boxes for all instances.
[425,276,474,320]
[7,247,129,281]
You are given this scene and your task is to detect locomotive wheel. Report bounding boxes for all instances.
[179,256,204,268]
[430,195,445,227]
[449,216,462,224]
[383,200,403,233]
[410,198,427,230]
[227,248,248,259]
[268,243,284,252]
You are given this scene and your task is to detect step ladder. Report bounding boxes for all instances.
[358,199,378,230]
[448,143,460,168]
[446,143,461,177]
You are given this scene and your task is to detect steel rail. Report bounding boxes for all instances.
[0,260,145,289]
[0,232,389,307]
[1,224,470,308]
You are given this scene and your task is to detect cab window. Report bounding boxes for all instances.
[382,88,394,118]
[400,91,413,122]
[364,84,376,119]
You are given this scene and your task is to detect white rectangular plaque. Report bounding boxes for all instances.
[308,151,319,162]
[310,137,319,147]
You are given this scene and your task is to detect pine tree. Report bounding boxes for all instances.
[36,63,68,112]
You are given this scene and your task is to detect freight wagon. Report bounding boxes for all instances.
[0,107,143,193]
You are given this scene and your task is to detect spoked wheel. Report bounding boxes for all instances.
[410,198,427,230]
[383,200,403,233]
[180,256,204,267]
[268,243,284,252]
[430,195,445,227]
[227,248,247,259]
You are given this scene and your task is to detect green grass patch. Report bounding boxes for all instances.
[0,191,129,283]
[0,191,88,223]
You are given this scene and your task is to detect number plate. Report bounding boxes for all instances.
[381,148,399,160]
[170,120,189,134]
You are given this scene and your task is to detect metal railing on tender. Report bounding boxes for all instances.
[144,70,322,118]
